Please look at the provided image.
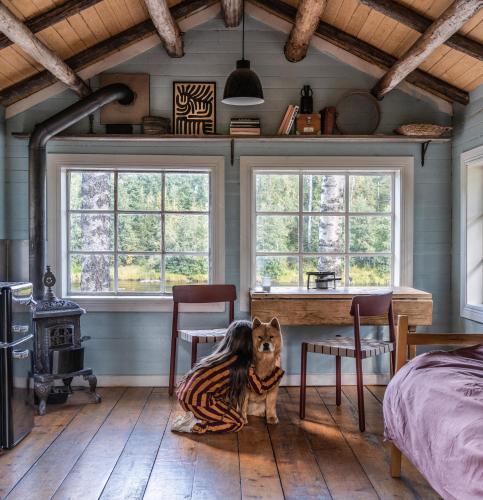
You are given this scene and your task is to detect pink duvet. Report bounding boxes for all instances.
[383,345,483,500]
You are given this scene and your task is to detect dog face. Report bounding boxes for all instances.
[252,317,282,357]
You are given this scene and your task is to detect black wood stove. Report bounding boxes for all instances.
[33,268,100,415]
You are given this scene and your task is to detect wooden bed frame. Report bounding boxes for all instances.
[390,315,483,478]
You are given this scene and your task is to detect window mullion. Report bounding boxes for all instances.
[345,174,350,286]
[114,171,119,294]
[161,172,166,294]
[298,173,303,286]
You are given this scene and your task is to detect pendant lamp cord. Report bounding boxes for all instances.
[242,0,245,60]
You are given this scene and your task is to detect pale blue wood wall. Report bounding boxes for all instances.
[452,85,483,333]
[1,16,454,380]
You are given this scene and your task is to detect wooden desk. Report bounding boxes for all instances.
[250,287,432,331]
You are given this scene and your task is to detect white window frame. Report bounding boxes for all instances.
[240,156,414,311]
[460,145,483,323]
[47,154,225,312]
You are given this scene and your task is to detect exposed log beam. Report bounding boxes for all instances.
[373,0,483,99]
[0,3,90,98]
[252,0,468,104]
[360,0,483,61]
[0,0,104,51]
[0,0,217,107]
[284,0,326,62]
[144,0,183,57]
[221,0,243,27]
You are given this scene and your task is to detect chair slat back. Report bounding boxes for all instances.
[350,292,393,317]
[173,284,236,304]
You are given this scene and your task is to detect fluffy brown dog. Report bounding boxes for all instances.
[242,317,283,424]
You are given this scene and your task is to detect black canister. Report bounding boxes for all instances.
[300,85,313,114]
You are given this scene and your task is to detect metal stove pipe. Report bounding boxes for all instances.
[29,83,134,299]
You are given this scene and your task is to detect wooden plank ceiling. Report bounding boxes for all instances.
[0,0,482,106]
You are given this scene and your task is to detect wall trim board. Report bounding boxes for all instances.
[73,373,390,387]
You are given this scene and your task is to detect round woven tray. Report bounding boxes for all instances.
[394,123,452,137]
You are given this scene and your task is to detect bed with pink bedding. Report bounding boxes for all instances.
[383,345,483,500]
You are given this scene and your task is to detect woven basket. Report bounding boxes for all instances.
[395,123,452,137]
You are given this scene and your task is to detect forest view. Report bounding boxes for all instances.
[68,170,210,294]
[255,172,392,287]
[67,169,392,294]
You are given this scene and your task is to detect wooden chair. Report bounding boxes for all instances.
[390,315,483,478]
[168,284,237,395]
[300,292,395,432]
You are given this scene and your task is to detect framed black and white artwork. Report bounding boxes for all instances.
[173,82,216,135]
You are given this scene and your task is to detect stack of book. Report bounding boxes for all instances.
[229,118,261,136]
[277,105,299,135]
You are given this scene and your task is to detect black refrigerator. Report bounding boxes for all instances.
[0,282,35,449]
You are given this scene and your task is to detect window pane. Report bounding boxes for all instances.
[349,256,391,286]
[118,255,161,292]
[349,216,391,253]
[165,214,209,252]
[70,214,114,251]
[69,172,114,210]
[256,174,299,212]
[118,214,161,252]
[303,216,345,253]
[256,216,298,252]
[165,255,209,292]
[165,173,209,211]
[303,256,344,281]
[303,175,345,212]
[349,175,391,212]
[256,256,299,286]
[70,254,114,292]
[118,173,161,211]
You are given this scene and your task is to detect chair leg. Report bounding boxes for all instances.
[299,342,308,419]
[168,337,177,396]
[355,354,365,432]
[391,444,402,477]
[336,355,341,406]
[191,339,198,368]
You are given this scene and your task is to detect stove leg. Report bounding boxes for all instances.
[63,377,73,394]
[35,381,51,416]
[84,374,101,403]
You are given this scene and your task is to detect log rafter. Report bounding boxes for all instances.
[0,0,104,51]
[0,0,216,107]
[372,0,483,100]
[284,0,326,62]
[252,0,468,104]
[0,2,90,98]
[360,0,483,61]
[221,0,243,27]
[144,0,184,57]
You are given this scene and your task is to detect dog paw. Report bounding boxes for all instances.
[266,416,279,425]
[242,417,248,425]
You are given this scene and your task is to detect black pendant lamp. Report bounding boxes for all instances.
[222,0,264,106]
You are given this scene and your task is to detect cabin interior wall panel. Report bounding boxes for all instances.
[2,16,454,379]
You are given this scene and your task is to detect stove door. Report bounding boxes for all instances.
[0,334,35,449]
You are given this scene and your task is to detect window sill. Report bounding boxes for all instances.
[461,304,483,324]
[68,296,226,313]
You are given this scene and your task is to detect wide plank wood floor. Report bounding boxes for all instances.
[0,386,440,500]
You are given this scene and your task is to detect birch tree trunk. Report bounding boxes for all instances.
[80,173,112,291]
[317,175,343,270]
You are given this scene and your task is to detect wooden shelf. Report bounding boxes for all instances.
[11,132,451,143]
